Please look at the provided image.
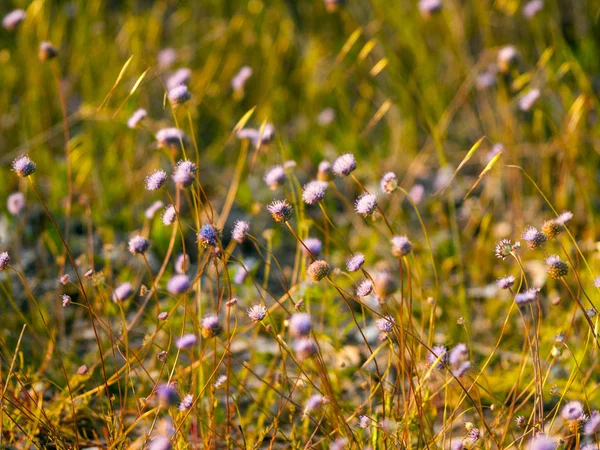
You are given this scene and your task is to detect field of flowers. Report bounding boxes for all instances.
[2,0,600,449]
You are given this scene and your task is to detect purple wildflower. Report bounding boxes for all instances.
[156,128,186,149]
[522,226,546,249]
[166,68,191,90]
[12,156,36,177]
[380,172,398,194]
[146,170,168,191]
[302,237,323,257]
[375,316,395,333]
[267,200,293,223]
[264,165,286,190]
[145,200,164,219]
[289,313,312,337]
[201,315,222,338]
[167,274,190,295]
[514,287,539,305]
[231,220,250,244]
[561,401,584,420]
[155,383,179,408]
[294,338,316,361]
[302,180,328,205]
[355,279,374,297]
[128,235,150,255]
[197,224,220,248]
[2,9,25,30]
[168,84,191,106]
[346,253,365,272]
[354,193,377,216]
[231,66,253,91]
[427,345,448,369]
[127,108,147,129]
[172,160,196,187]
[7,192,25,216]
[247,304,267,322]
[332,153,357,177]
[162,205,177,226]
[112,282,134,302]
[391,235,412,257]
[497,275,515,290]
[176,333,197,349]
[179,393,193,411]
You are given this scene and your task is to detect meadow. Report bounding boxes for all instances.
[1,0,600,448]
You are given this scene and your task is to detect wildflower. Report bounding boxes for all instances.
[289,313,312,337]
[231,66,253,91]
[303,394,325,416]
[127,108,147,129]
[419,0,442,17]
[128,235,150,255]
[146,170,168,191]
[528,436,557,450]
[317,108,336,126]
[157,351,168,361]
[175,254,189,274]
[156,383,179,408]
[545,255,569,279]
[495,239,520,259]
[464,428,480,447]
[157,48,177,69]
[562,400,584,420]
[172,160,196,187]
[201,315,222,338]
[514,287,539,305]
[0,252,10,271]
[497,45,518,72]
[372,271,397,298]
[497,275,515,290]
[158,312,168,321]
[267,200,293,223]
[556,211,573,224]
[515,415,526,428]
[584,411,600,435]
[542,221,565,240]
[354,193,377,216]
[234,265,249,284]
[380,172,398,194]
[214,375,227,388]
[85,269,93,278]
[168,84,191,106]
[162,205,177,226]
[449,343,468,366]
[355,279,374,297]
[523,0,543,18]
[302,180,328,205]
[2,9,25,30]
[427,345,448,369]
[167,274,190,295]
[264,165,286,190]
[522,226,546,249]
[179,394,193,411]
[391,235,412,257]
[307,260,330,282]
[359,415,370,428]
[332,153,357,177]
[247,304,267,322]
[176,333,197,349]
[375,316,395,333]
[346,253,365,272]
[7,192,25,216]
[113,282,134,302]
[452,361,471,377]
[166,67,191,90]
[294,338,316,361]
[317,160,332,181]
[236,123,275,148]
[39,41,59,61]
[61,294,71,307]
[302,237,322,257]
[329,437,348,450]
[12,156,36,177]
[231,220,250,244]
[145,200,164,219]
[519,89,541,112]
[476,70,497,90]
[197,224,220,248]
[59,274,70,285]
[77,365,89,375]
[156,128,186,149]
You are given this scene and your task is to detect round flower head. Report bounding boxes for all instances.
[0,252,10,271]
[302,180,328,205]
[167,274,190,295]
[355,279,373,297]
[346,253,365,272]
[289,313,312,337]
[197,224,220,248]
[214,374,228,388]
[294,338,316,361]
[247,304,267,322]
[380,172,398,194]
[303,394,326,417]
[522,226,546,249]
[495,239,520,259]
[148,436,172,450]
[372,271,398,298]
[545,255,568,279]
[12,155,36,177]
[427,345,448,369]
[175,254,189,274]
[302,237,322,257]
[145,200,164,219]
[231,65,253,91]
[267,200,293,223]
[176,333,197,349]
[39,41,59,61]
[179,393,194,411]
[514,287,539,305]
[172,160,196,187]
[61,294,71,307]
[354,193,377,216]
[158,311,168,321]
[156,128,186,149]
[556,211,573,225]
[562,401,584,420]
[113,282,134,302]
[59,274,70,285]
[317,107,336,126]
[419,0,442,17]
[375,316,395,333]
[264,165,286,190]
[128,235,150,255]
[162,205,177,226]
[332,153,357,177]
[542,219,565,240]
[127,108,147,129]
[497,275,515,290]
[146,169,168,191]
[166,67,192,90]
[497,45,519,72]
[168,84,191,106]
[158,48,177,69]
[307,260,330,282]
[155,383,179,408]
[584,411,600,435]
[231,220,249,244]
[449,343,469,366]
[7,192,25,216]
[519,89,541,112]
[523,0,543,18]
[317,160,332,182]
[391,235,412,257]
[2,9,26,30]
[201,315,222,339]
[236,124,275,149]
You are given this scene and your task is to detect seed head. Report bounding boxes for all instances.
[545,255,568,279]
[162,205,177,226]
[168,84,191,106]
[497,275,515,290]
[264,165,286,190]
[7,192,25,216]
[289,313,312,337]
[375,316,395,333]
[128,235,150,255]
[127,108,147,129]
[302,180,328,205]
[267,200,293,223]
[332,153,357,177]
[166,67,191,90]
[198,224,220,248]
[514,287,540,305]
[201,315,222,338]
[427,345,448,369]
[380,172,398,194]
[12,155,36,177]
[113,282,134,302]
[39,41,59,61]
[2,9,26,30]
[307,260,330,282]
[355,279,374,297]
[176,333,197,349]
[146,169,168,191]
[317,160,332,181]
[172,160,196,187]
[372,271,397,298]
[302,237,322,257]
[346,253,365,272]
[562,401,584,420]
[155,383,179,408]
[179,393,193,411]
[61,294,71,307]
[156,128,186,149]
[522,226,546,249]
[231,66,253,91]
[391,235,412,257]
[167,274,190,295]
[495,239,520,259]
[541,220,564,240]
[294,338,316,361]
[231,220,250,244]
[247,304,267,322]
[354,193,377,216]
[145,200,164,219]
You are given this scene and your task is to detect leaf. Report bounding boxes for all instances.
[435,136,486,195]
